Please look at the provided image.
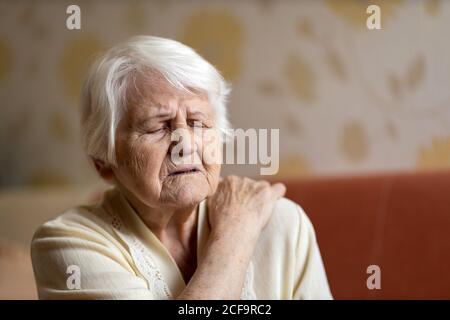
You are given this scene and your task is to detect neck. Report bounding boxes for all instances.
[145,205,198,246]
[119,187,199,245]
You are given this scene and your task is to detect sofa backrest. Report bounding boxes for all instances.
[279,170,450,299]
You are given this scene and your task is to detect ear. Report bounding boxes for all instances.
[92,158,115,182]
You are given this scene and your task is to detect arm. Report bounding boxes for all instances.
[178,175,286,299]
[177,228,257,299]
[292,205,333,300]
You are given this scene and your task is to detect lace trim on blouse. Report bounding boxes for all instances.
[99,202,255,299]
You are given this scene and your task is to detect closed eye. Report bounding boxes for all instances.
[148,124,170,134]
[188,120,208,128]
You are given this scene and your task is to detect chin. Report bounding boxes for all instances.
[162,175,209,207]
[176,192,205,207]
[172,188,207,208]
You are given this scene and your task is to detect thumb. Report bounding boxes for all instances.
[270,182,286,200]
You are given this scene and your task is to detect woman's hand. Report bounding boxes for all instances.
[207,175,286,243]
[179,176,285,299]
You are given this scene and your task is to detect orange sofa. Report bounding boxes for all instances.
[278,170,450,299]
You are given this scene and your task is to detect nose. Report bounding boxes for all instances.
[169,108,198,162]
[169,124,197,163]
[171,129,195,156]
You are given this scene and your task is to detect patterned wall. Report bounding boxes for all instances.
[1,0,450,188]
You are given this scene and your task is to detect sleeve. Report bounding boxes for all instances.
[30,216,154,300]
[292,204,333,300]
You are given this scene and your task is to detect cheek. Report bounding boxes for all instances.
[118,138,167,181]
[197,130,222,191]
[203,152,222,195]
[200,130,222,167]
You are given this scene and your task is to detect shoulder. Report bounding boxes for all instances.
[30,204,147,299]
[30,203,134,277]
[255,196,318,259]
[31,204,120,254]
[267,197,315,238]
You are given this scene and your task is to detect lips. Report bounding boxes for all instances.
[168,165,201,177]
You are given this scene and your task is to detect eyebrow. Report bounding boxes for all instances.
[150,110,173,118]
[145,102,174,118]
[146,102,173,116]
[188,110,208,118]
[136,104,210,126]
[136,111,172,128]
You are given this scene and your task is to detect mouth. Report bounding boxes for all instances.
[168,166,201,177]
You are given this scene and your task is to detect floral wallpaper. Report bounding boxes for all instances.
[1,0,450,187]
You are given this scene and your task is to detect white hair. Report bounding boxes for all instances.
[81,35,231,166]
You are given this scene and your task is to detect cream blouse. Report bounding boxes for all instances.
[31,187,333,300]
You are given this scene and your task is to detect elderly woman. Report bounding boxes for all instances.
[31,36,332,300]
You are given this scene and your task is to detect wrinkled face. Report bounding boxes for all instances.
[112,73,222,210]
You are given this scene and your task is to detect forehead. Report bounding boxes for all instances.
[126,72,213,120]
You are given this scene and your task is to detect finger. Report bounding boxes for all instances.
[255,179,270,188]
[252,180,268,191]
[270,183,286,200]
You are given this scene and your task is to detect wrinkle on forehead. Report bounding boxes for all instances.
[120,69,214,128]
[127,68,208,110]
